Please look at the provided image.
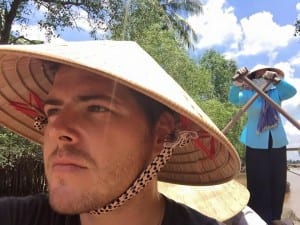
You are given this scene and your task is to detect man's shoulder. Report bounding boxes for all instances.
[163,196,222,225]
[0,193,48,205]
[0,193,48,212]
[0,193,79,225]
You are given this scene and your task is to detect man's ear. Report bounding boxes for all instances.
[153,111,176,154]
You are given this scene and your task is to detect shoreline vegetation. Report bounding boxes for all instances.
[287,163,300,167]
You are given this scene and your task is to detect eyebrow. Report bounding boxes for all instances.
[44,95,116,106]
[44,98,63,106]
[77,95,114,102]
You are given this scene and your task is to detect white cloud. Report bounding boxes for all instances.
[289,51,300,68]
[237,12,294,56]
[12,24,65,43]
[296,2,300,12]
[188,0,295,61]
[187,0,242,49]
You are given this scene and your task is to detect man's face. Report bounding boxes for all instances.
[255,69,267,78]
[43,65,156,214]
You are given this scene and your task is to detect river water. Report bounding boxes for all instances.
[285,151,300,220]
[285,167,300,217]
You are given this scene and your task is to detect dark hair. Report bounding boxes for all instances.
[41,60,60,82]
[130,90,178,130]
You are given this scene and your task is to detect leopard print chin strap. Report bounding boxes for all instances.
[89,131,199,214]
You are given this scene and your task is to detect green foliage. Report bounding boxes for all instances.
[196,50,245,158]
[112,0,202,48]
[136,25,213,99]
[34,0,119,39]
[1,0,202,47]
[9,35,44,44]
[112,0,166,41]
[0,0,123,43]
[111,0,212,100]
[159,0,203,49]
[0,126,42,168]
[199,49,238,102]
[198,99,246,159]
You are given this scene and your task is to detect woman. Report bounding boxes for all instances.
[228,66,297,225]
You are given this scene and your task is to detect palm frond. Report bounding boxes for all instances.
[168,13,197,48]
[160,0,202,16]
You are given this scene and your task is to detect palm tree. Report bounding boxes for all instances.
[114,0,202,48]
[1,0,202,46]
[159,0,203,48]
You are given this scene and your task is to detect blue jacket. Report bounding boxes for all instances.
[228,80,297,149]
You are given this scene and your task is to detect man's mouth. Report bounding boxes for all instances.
[52,159,87,172]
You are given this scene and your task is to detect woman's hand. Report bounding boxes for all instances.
[262,71,281,84]
[233,67,249,87]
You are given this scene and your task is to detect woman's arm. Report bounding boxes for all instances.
[275,80,297,100]
[228,85,253,106]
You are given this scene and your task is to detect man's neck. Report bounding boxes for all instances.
[79,183,165,225]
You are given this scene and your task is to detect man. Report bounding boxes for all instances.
[0,41,240,225]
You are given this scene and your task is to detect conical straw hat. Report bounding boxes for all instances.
[0,41,240,185]
[158,179,249,222]
[247,65,284,80]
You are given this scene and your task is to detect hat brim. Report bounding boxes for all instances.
[248,67,284,80]
[0,41,240,186]
[158,179,249,222]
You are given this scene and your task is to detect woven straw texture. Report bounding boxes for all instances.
[158,179,249,222]
[0,41,240,186]
[248,66,284,80]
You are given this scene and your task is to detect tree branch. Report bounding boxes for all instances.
[40,0,85,7]
[1,0,24,44]
[10,35,44,44]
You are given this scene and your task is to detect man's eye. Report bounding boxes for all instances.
[87,105,108,112]
[45,108,60,117]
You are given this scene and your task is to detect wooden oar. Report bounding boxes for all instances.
[231,72,300,130]
[222,79,274,134]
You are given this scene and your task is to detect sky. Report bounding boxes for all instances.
[11,0,300,158]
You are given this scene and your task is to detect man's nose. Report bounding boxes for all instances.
[47,111,80,144]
